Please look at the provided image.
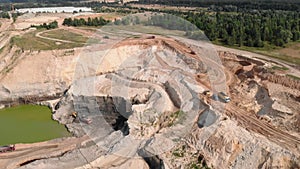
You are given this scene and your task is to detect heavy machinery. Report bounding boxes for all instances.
[0,145,15,153]
[71,112,92,124]
[217,92,231,103]
[203,90,212,97]
[201,90,213,104]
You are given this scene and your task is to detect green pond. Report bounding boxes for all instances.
[0,104,70,145]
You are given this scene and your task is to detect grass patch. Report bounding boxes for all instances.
[11,29,89,51]
[271,66,289,71]
[76,27,99,32]
[213,40,300,65]
[168,110,185,127]
[172,145,186,157]
[41,29,90,44]
[102,24,186,37]
[171,110,185,118]
[0,105,70,145]
[287,74,300,81]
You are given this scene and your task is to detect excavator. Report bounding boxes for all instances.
[71,112,92,124]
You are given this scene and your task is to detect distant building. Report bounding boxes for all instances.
[16,7,92,13]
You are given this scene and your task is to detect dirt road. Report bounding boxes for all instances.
[0,136,89,169]
[35,29,76,43]
[0,14,13,49]
[224,104,300,156]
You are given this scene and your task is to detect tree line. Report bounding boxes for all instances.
[62,17,110,27]
[31,20,58,30]
[136,0,300,12]
[0,12,21,22]
[186,11,300,47]
[146,14,197,31]
[147,10,300,47]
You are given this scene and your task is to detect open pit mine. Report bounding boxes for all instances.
[0,12,299,169]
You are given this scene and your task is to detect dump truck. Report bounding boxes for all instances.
[217,92,231,103]
[0,145,15,153]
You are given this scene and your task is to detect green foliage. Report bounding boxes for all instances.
[0,46,4,55]
[114,15,142,26]
[63,17,109,27]
[32,20,58,30]
[172,145,186,157]
[11,30,88,51]
[0,12,10,19]
[143,10,300,48]
[11,12,21,22]
[172,151,184,157]
[41,29,92,43]
[137,0,300,11]
[287,74,300,81]
[168,110,186,127]
[93,6,139,14]
[146,14,197,32]
[170,110,184,119]
[183,11,300,47]
[271,66,289,71]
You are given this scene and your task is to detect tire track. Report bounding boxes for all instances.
[224,105,300,155]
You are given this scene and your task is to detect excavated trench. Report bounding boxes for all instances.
[72,95,167,169]
[249,81,284,118]
[238,60,252,66]
[73,96,133,136]
[237,55,265,66]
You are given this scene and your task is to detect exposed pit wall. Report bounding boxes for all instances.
[0,93,63,109]
[163,117,300,169]
[55,13,226,168]
[0,47,82,107]
[1,12,227,169]
[55,69,209,138]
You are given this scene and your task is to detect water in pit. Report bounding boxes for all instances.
[0,105,70,145]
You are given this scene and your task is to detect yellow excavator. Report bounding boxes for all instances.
[71,112,80,123]
[202,90,212,104]
[71,112,77,118]
[71,112,92,124]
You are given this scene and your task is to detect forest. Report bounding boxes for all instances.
[136,0,300,11]
[146,10,300,47]
[185,11,300,47]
